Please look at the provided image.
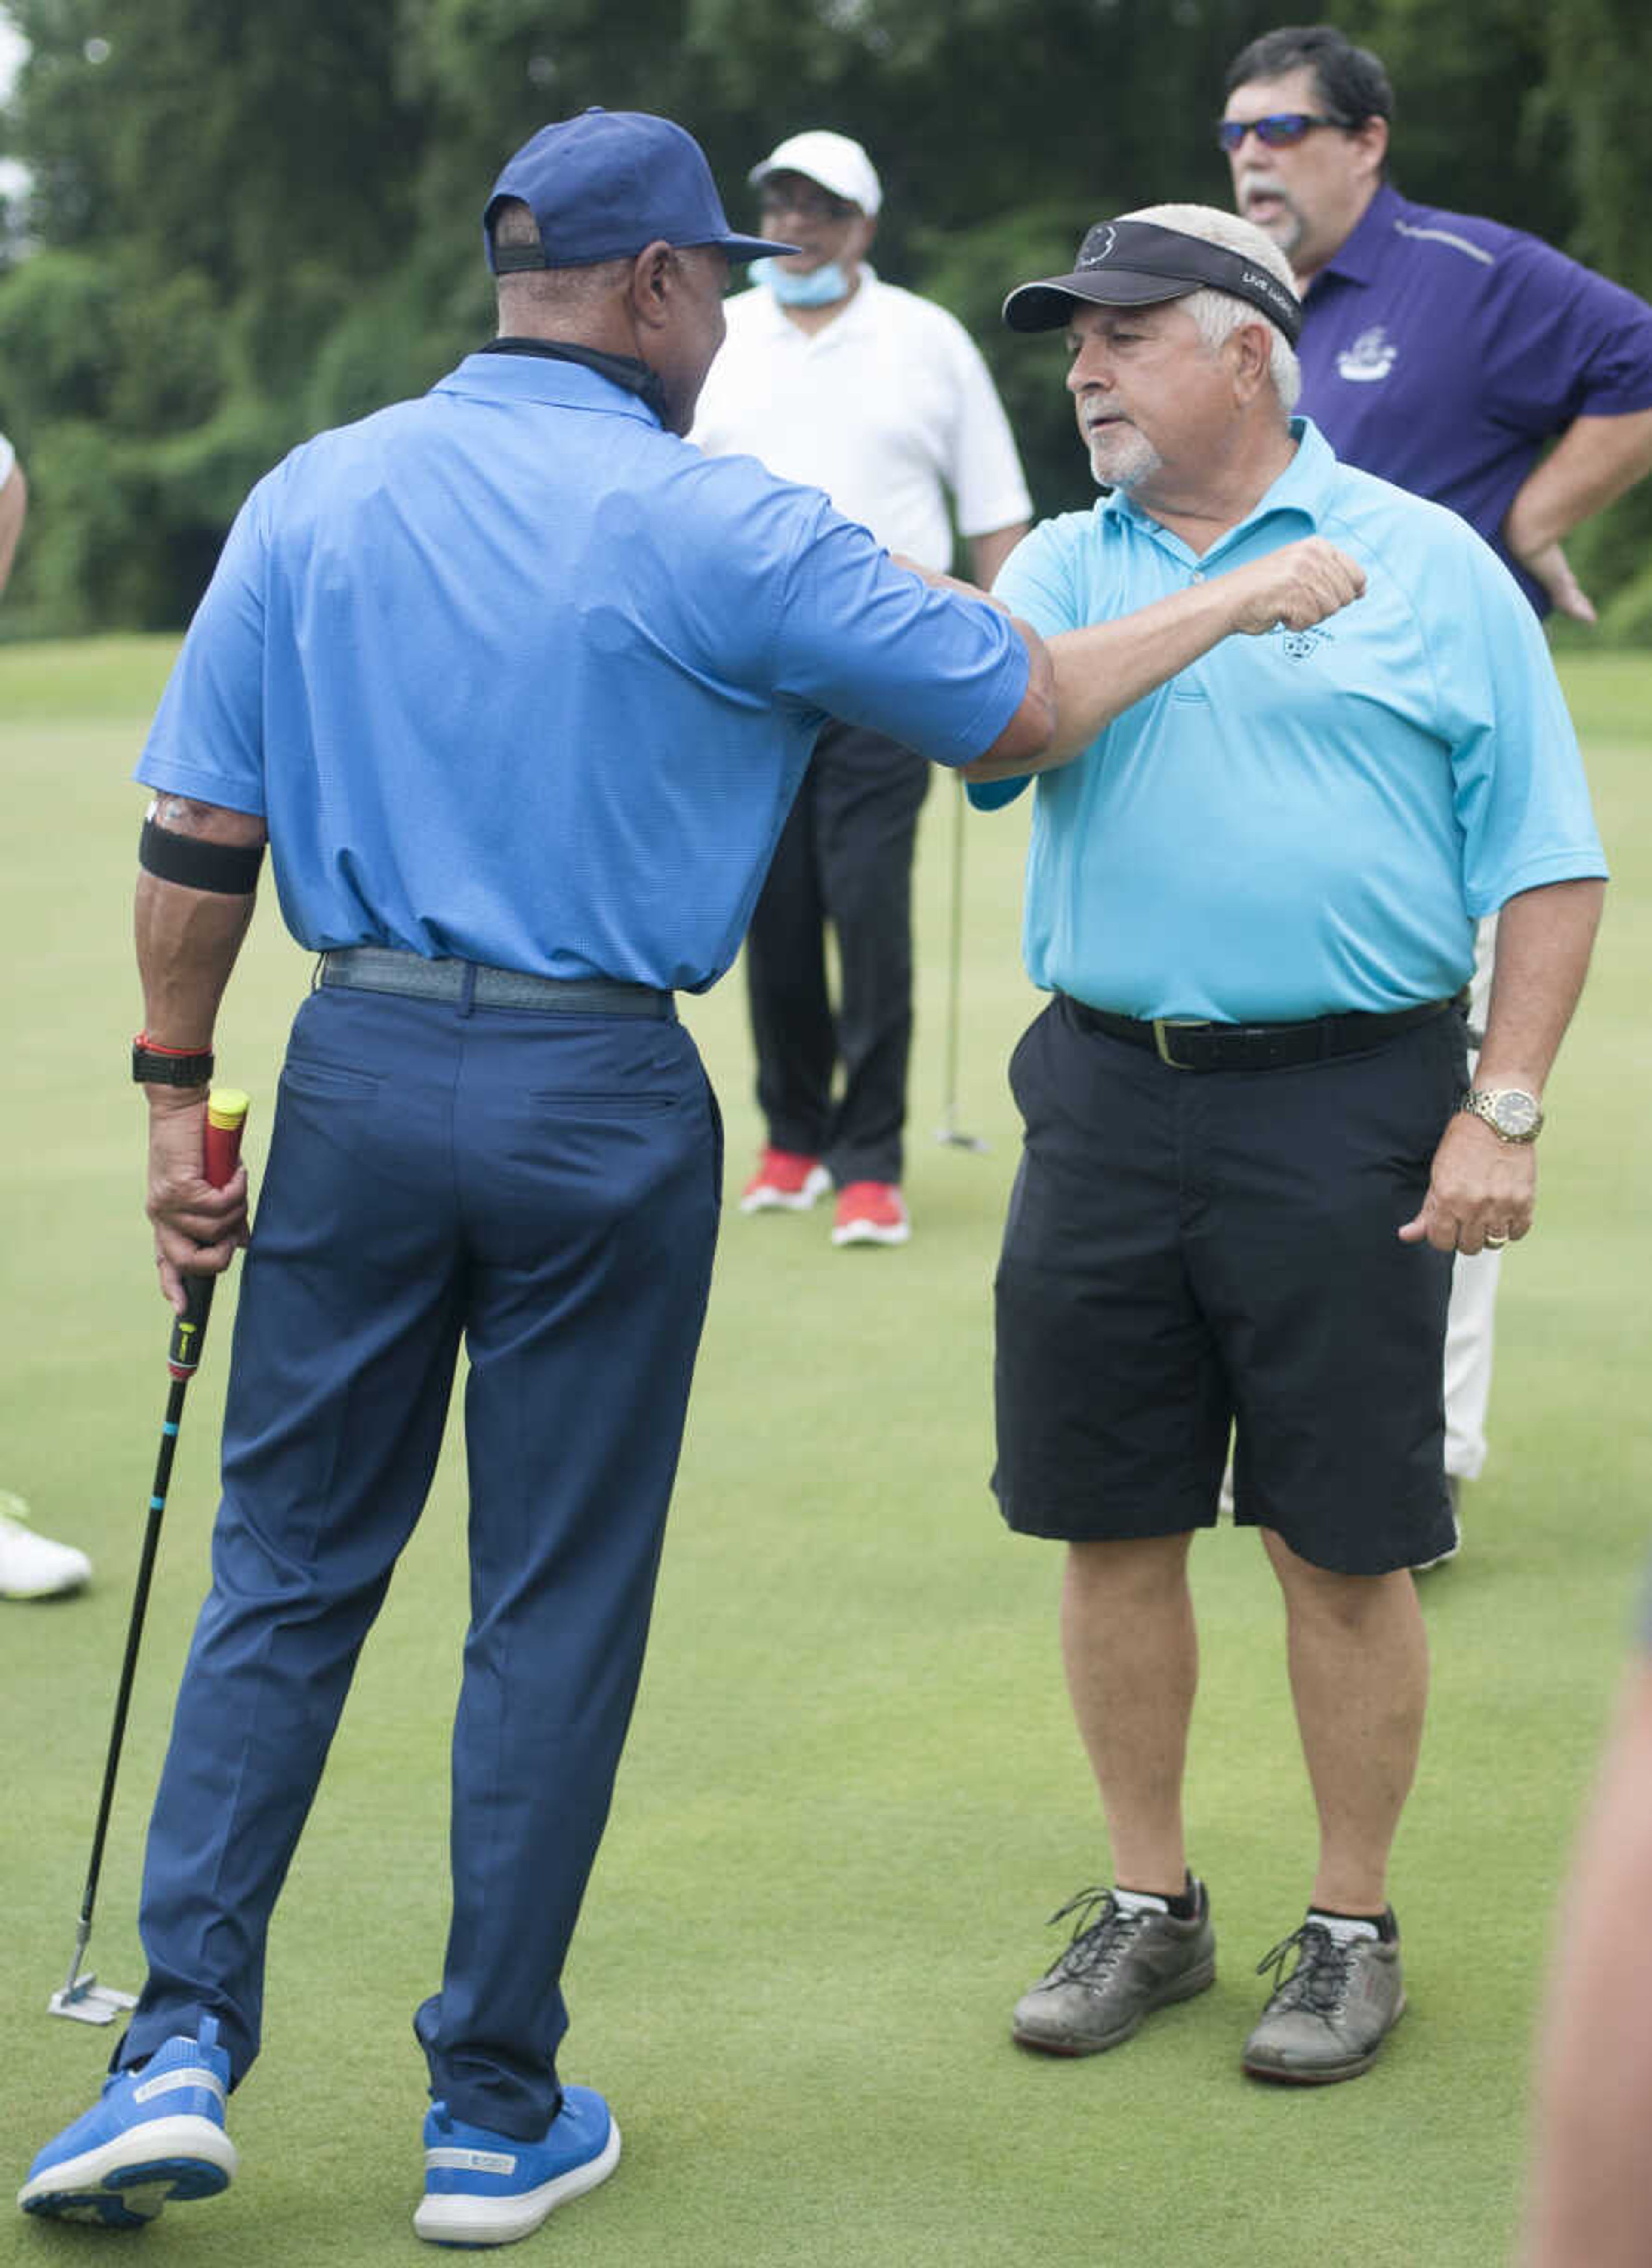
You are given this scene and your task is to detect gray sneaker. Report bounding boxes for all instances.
[1012,1883,1216,2055]
[1241,1915,1406,2083]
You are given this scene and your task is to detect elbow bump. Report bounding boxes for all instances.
[1008,680,1057,763]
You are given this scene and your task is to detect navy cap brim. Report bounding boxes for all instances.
[1002,268,1200,333]
[721,233,799,261]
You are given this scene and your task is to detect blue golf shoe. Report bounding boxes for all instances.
[414,2086,620,2247]
[18,2013,237,2227]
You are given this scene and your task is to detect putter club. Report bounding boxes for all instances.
[49,1089,250,2025]
[936,775,988,1152]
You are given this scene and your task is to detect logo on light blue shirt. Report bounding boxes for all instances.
[1335,325,1398,382]
[1275,624,1336,661]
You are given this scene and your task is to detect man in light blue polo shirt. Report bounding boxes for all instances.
[18,114,1366,2246]
[980,204,1605,2087]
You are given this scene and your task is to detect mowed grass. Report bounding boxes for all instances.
[1,635,1648,2268]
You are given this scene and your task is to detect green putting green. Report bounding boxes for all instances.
[2,638,1646,2266]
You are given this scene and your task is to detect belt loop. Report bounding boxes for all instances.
[458,961,477,1018]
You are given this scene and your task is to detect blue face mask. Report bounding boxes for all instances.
[750,256,853,308]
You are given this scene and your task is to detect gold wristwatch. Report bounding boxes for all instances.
[1459,1087,1544,1144]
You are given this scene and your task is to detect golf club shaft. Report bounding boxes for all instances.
[62,1091,249,1991]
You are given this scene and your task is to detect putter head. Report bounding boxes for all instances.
[935,1121,989,1154]
[48,1973,137,2026]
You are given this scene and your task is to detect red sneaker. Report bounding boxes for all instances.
[740,1148,831,1214]
[831,1182,910,1248]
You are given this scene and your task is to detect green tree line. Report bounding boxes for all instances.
[0,0,1649,638]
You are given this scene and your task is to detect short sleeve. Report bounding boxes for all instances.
[136,481,272,815]
[1415,524,1607,913]
[968,516,1089,809]
[767,501,1030,767]
[1479,237,1652,433]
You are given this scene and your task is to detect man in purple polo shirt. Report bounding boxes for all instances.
[1219,23,1652,1553]
[1221,24,1652,621]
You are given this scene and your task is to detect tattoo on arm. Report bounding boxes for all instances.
[143,795,269,847]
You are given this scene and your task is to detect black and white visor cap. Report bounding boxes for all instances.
[1002,219,1302,345]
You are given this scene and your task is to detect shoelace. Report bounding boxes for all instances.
[1044,1886,1150,1984]
[1253,1921,1357,2015]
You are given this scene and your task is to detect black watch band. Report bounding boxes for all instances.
[132,1039,215,1086]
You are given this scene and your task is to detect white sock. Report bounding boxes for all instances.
[1112,1885,1171,1916]
[1306,1909,1382,1944]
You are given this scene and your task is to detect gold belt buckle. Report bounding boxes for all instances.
[1152,1018,1210,1070]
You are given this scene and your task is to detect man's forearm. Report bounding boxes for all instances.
[136,796,268,1054]
[1043,581,1258,758]
[1039,536,1365,760]
[962,579,1248,782]
[1503,409,1652,559]
[960,537,1363,783]
[1475,877,1606,1094]
[134,796,265,1307]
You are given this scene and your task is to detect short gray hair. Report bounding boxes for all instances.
[1119,203,1301,414]
[489,196,633,310]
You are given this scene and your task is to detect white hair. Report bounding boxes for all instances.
[1119,203,1302,414]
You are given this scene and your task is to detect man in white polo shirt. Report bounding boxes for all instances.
[0,430,25,598]
[0,428,92,1602]
[692,131,1032,1248]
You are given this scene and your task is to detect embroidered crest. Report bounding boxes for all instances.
[1079,225,1117,268]
[1276,624,1335,661]
[1335,325,1397,383]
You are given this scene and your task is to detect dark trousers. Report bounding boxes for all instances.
[116,983,721,2137]
[744,716,930,1186]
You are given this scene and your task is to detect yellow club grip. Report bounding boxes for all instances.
[206,1088,250,1133]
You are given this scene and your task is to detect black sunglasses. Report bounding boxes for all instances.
[1216,112,1345,152]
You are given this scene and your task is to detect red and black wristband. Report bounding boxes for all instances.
[132,1033,216,1086]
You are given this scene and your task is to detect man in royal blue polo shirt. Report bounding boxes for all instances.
[17,111,1365,2246]
[983,203,1604,2085]
[1220,23,1652,1548]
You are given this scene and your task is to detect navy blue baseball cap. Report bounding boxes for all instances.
[485,107,798,273]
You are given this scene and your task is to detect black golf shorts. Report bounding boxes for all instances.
[992,993,1464,1575]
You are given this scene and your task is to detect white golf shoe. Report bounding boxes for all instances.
[0,1494,92,1599]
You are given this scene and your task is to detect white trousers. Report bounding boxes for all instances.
[1444,916,1500,1482]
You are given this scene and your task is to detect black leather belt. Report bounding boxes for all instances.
[317,946,674,1020]
[1063,992,1458,1072]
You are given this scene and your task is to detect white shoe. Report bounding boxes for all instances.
[0,1495,92,1598]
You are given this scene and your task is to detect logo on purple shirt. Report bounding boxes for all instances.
[1335,326,1398,384]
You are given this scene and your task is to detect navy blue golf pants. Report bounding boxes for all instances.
[116,984,721,2136]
